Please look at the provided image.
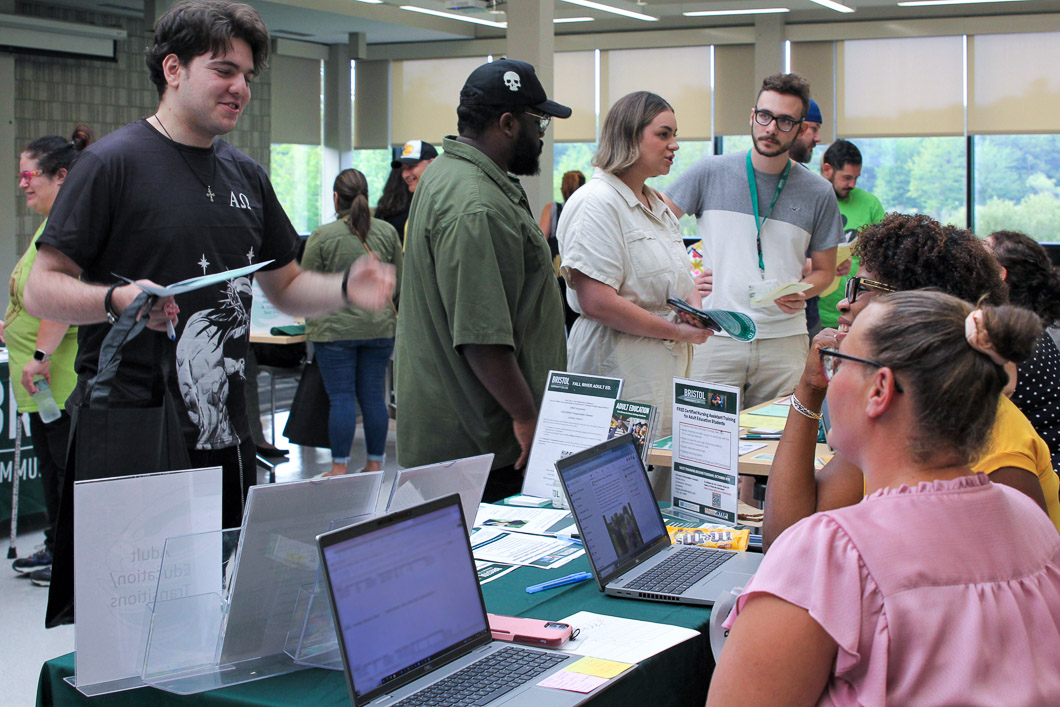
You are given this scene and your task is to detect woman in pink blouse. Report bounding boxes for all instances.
[708,291,1060,706]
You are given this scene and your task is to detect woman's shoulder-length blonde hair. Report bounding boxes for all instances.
[593,91,673,175]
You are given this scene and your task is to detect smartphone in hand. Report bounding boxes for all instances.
[667,296,722,333]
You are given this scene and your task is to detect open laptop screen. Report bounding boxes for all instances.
[321,499,488,701]
[559,435,669,580]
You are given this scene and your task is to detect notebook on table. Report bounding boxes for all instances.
[317,494,594,707]
[555,434,763,606]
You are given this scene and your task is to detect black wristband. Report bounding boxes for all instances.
[104,283,121,324]
[341,265,351,304]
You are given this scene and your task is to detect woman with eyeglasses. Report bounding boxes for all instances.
[709,290,1060,706]
[762,213,1060,548]
[558,92,711,472]
[984,230,1060,469]
[3,125,94,585]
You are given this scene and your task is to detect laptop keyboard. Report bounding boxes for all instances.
[624,546,734,594]
[391,645,568,707]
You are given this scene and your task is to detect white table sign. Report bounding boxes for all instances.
[521,371,622,502]
[671,379,741,524]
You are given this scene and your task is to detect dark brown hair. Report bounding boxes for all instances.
[757,73,811,119]
[560,170,586,202]
[988,230,1060,328]
[146,0,269,99]
[856,214,1008,306]
[374,166,411,222]
[868,291,1041,464]
[22,124,94,175]
[335,169,370,243]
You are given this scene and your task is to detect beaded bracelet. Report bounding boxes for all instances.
[790,392,822,421]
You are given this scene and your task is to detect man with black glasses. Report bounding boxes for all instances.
[663,73,840,407]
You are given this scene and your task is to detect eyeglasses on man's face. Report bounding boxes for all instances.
[844,276,897,305]
[17,170,42,182]
[523,108,551,135]
[752,109,803,133]
[820,348,904,393]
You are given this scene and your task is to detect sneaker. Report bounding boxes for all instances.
[29,567,51,586]
[12,547,52,574]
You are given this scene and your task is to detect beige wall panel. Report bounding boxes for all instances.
[603,46,712,140]
[714,45,755,136]
[272,55,322,145]
[554,51,596,143]
[391,56,485,145]
[354,59,390,149]
[790,41,835,144]
[838,36,964,137]
[969,32,1060,134]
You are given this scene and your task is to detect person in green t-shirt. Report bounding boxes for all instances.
[815,140,886,331]
[4,126,93,583]
[395,59,571,501]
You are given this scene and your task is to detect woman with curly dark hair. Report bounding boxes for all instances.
[763,213,1060,548]
[985,230,1060,468]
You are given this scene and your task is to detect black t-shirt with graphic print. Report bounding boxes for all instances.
[39,119,300,450]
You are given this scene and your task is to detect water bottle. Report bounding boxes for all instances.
[32,378,61,423]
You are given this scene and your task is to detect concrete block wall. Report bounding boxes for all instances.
[12,1,272,254]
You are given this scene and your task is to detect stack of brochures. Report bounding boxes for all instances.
[607,400,658,466]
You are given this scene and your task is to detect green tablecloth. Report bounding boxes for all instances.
[0,360,45,524]
[37,556,716,706]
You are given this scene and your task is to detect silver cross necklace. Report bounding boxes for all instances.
[152,114,218,202]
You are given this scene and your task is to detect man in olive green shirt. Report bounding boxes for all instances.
[395,59,571,500]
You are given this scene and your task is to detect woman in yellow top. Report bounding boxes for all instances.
[763,213,1060,547]
[4,125,93,583]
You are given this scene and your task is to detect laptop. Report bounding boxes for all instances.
[317,494,593,707]
[555,433,762,606]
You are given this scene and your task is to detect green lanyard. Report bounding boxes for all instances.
[746,150,792,274]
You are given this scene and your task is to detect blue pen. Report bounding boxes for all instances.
[525,571,593,594]
[166,319,176,341]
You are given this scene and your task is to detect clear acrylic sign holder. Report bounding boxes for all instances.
[284,455,494,671]
[140,473,382,694]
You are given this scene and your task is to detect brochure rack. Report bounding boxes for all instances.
[66,467,223,697]
[285,455,495,670]
[140,473,383,694]
[284,578,344,670]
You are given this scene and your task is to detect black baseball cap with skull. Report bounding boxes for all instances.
[459,58,572,119]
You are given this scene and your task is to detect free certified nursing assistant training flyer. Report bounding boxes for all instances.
[671,379,740,524]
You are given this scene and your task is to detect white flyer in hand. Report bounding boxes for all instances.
[671,378,741,524]
[748,280,811,308]
[114,259,273,297]
[521,371,623,502]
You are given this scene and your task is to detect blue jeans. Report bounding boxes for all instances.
[313,338,394,463]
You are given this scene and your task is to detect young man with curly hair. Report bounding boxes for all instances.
[24,0,394,626]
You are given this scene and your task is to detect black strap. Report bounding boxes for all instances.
[86,291,158,407]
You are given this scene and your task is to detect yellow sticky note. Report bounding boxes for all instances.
[565,657,633,679]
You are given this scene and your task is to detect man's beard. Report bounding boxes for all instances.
[752,130,796,159]
[789,138,811,164]
[509,127,542,176]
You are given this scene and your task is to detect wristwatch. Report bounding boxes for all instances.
[33,349,51,362]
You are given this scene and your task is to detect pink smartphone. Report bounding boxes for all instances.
[487,614,573,648]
